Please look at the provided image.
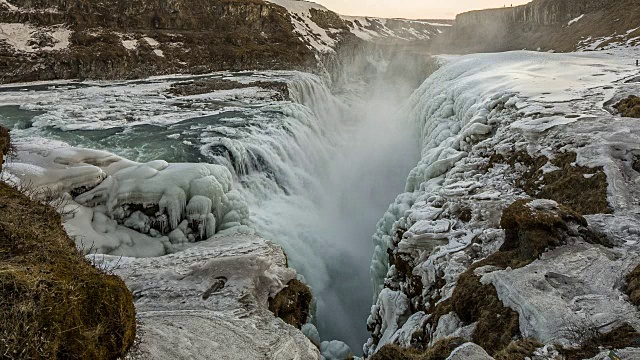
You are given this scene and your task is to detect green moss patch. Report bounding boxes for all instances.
[268,278,312,329]
[614,95,640,118]
[372,337,466,360]
[558,323,640,360]
[0,181,136,359]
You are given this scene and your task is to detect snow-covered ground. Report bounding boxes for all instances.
[365,49,640,357]
[0,23,70,52]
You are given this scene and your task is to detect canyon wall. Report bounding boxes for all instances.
[436,0,640,53]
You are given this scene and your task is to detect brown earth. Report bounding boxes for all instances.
[268,278,313,329]
[0,169,136,358]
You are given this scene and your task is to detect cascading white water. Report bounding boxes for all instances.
[213,72,422,351]
[0,67,426,353]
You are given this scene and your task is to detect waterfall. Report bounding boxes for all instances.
[210,71,422,351]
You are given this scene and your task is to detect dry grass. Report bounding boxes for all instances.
[0,180,136,359]
[372,337,466,360]
[626,265,640,307]
[494,338,542,360]
[614,95,640,118]
[558,323,640,360]
[426,199,604,356]
[268,278,312,329]
[487,151,611,215]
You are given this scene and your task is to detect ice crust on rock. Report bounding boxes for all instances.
[482,243,640,345]
[445,343,493,360]
[366,49,640,357]
[94,235,320,359]
[320,340,353,360]
[6,139,250,257]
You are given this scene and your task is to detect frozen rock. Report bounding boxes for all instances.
[319,340,352,360]
[95,235,320,360]
[6,142,250,257]
[528,199,559,211]
[482,242,640,344]
[302,323,321,347]
[584,348,640,360]
[446,343,494,360]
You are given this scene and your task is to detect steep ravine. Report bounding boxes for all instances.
[0,47,436,357]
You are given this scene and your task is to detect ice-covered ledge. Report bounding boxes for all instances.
[95,234,320,360]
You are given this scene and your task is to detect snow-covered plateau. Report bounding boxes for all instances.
[1,45,640,360]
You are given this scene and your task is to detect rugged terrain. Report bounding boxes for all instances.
[363,49,640,360]
[0,0,448,84]
[0,128,136,359]
[435,0,640,53]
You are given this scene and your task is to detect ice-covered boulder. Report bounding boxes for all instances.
[320,340,353,360]
[5,140,252,257]
[445,343,493,360]
[95,234,320,360]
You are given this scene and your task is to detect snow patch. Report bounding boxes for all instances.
[567,14,585,26]
[0,23,71,53]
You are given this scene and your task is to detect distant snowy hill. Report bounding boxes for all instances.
[265,0,451,53]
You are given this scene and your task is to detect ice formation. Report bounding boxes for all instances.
[92,235,320,359]
[5,138,250,257]
[365,49,640,357]
[0,68,410,352]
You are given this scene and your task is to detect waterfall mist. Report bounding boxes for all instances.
[238,48,433,352]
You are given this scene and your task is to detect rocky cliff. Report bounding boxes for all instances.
[0,0,318,83]
[437,0,640,52]
[0,0,451,84]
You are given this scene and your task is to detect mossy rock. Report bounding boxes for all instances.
[558,323,640,360]
[372,337,466,360]
[427,198,606,356]
[487,151,611,215]
[626,265,640,307]
[268,278,312,329]
[614,95,640,118]
[0,181,136,359]
[500,199,605,262]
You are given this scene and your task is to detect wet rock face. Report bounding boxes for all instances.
[435,0,639,53]
[455,0,603,27]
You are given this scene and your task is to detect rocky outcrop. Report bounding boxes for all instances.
[363,51,640,359]
[435,0,640,52]
[98,235,320,360]
[455,0,602,27]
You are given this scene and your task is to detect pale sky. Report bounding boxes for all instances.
[313,0,531,19]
